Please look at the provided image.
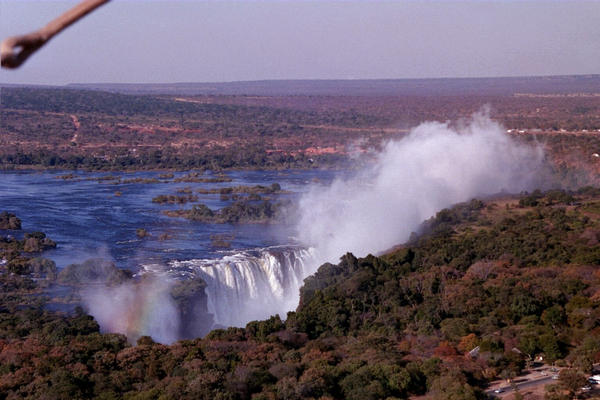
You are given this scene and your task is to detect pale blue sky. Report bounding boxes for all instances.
[1,1,599,85]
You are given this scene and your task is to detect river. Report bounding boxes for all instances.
[0,169,336,269]
[1,169,338,334]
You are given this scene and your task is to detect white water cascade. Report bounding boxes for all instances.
[167,246,317,327]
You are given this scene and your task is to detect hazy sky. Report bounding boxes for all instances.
[1,1,599,85]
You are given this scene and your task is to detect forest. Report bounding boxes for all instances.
[2,188,600,399]
[1,83,600,179]
[2,77,600,399]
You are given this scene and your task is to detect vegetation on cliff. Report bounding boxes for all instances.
[2,189,600,399]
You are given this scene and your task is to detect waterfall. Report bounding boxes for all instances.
[167,246,317,328]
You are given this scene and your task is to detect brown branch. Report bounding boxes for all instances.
[1,0,110,69]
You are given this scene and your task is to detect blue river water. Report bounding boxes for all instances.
[0,169,337,271]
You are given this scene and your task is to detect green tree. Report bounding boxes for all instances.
[570,336,600,373]
[558,369,587,398]
[541,305,566,330]
[539,334,563,363]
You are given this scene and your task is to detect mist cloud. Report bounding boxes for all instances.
[82,277,179,344]
[296,110,545,264]
[81,111,546,340]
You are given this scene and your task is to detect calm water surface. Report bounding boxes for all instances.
[0,169,337,271]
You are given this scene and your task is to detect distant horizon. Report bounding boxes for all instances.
[4,74,600,99]
[2,73,599,88]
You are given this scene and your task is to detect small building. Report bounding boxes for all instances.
[535,354,544,363]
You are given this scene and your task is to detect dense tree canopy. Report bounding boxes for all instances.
[2,188,600,398]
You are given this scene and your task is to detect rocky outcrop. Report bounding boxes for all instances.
[0,212,21,230]
[58,258,132,286]
[170,278,214,339]
[6,257,57,280]
[22,232,57,253]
